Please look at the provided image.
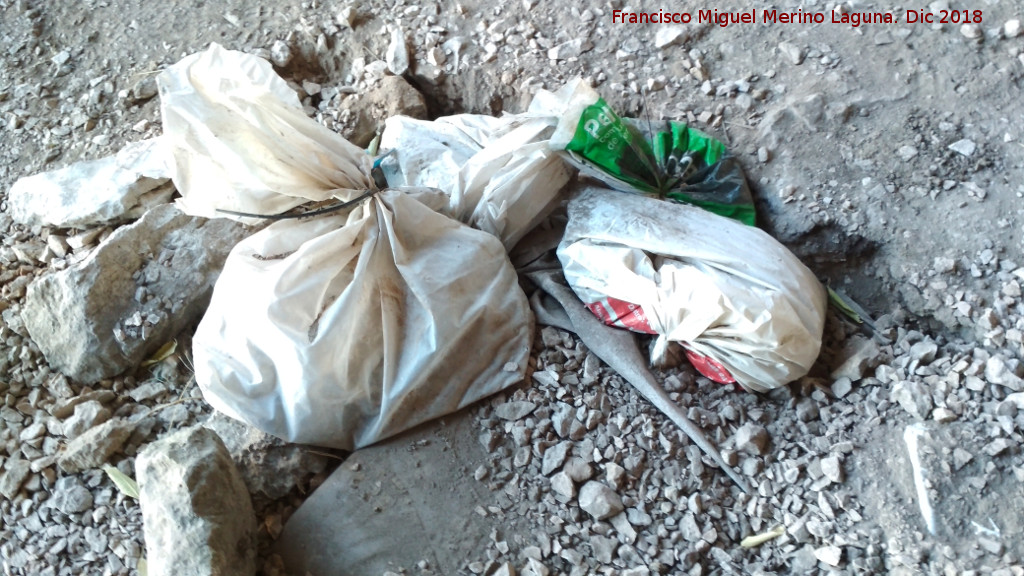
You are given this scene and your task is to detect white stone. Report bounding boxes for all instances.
[948,138,976,157]
[821,455,843,483]
[523,558,549,576]
[734,423,770,455]
[337,7,355,28]
[578,481,623,520]
[779,42,805,65]
[301,80,321,96]
[542,441,572,475]
[386,27,409,76]
[427,47,446,66]
[137,426,257,576]
[1005,19,1022,38]
[270,40,292,67]
[813,544,842,566]
[7,138,173,228]
[550,472,575,500]
[655,26,688,49]
[547,38,592,60]
[494,401,536,421]
[959,23,982,39]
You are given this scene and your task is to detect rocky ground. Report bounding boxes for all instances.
[2,0,1024,574]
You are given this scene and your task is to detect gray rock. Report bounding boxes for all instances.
[547,38,593,60]
[626,507,652,526]
[948,139,976,157]
[909,341,938,364]
[7,138,173,228]
[589,534,617,564]
[610,512,637,544]
[335,76,428,148]
[542,441,572,475]
[550,471,576,501]
[952,447,973,470]
[779,41,805,65]
[22,204,250,383]
[680,513,702,542]
[494,401,537,421]
[654,25,690,49]
[0,457,31,499]
[578,481,623,520]
[790,545,818,571]
[891,380,933,419]
[831,377,853,399]
[61,400,111,438]
[550,403,574,437]
[204,413,329,499]
[130,76,159,103]
[821,455,843,483]
[49,476,94,515]
[386,27,409,76]
[796,399,819,422]
[985,357,1024,391]
[58,417,137,474]
[269,40,292,68]
[563,457,593,483]
[813,544,842,567]
[137,426,257,576]
[984,438,1011,456]
[830,336,881,381]
[734,422,770,455]
[605,462,627,489]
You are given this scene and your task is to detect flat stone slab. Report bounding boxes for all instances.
[274,406,527,575]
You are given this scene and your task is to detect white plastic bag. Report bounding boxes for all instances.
[380,111,571,250]
[195,189,531,449]
[557,186,827,392]
[157,44,539,449]
[158,43,374,219]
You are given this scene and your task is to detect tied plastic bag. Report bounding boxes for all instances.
[159,43,374,219]
[195,189,531,449]
[158,44,536,449]
[379,110,571,250]
[557,186,827,392]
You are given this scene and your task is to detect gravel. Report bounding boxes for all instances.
[2,0,1024,574]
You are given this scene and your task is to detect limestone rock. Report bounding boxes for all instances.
[830,336,881,381]
[335,76,428,148]
[0,458,31,500]
[654,26,691,49]
[550,471,576,501]
[61,400,111,438]
[541,441,572,475]
[494,401,537,421]
[269,40,292,68]
[49,476,94,515]
[547,38,593,60]
[578,481,623,520]
[892,380,933,419]
[386,27,409,76]
[814,544,842,567]
[137,426,257,576]
[22,204,250,383]
[58,417,138,474]
[7,138,173,228]
[734,423,770,455]
[204,413,329,499]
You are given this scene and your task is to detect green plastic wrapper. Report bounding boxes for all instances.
[550,80,756,226]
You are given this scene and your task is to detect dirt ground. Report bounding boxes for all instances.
[2,0,1024,574]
